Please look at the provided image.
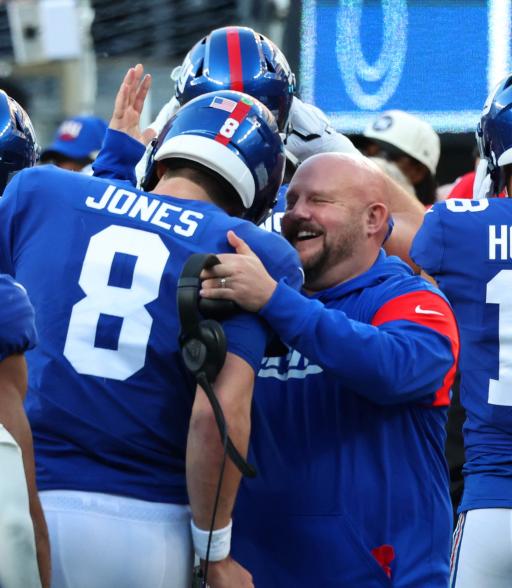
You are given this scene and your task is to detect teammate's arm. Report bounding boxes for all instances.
[0,354,50,588]
[92,64,150,184]
[186,352,255,588]
[380,172,425,271]
[201,232,458,405]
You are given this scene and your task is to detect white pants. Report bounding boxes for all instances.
[450,508,512,587]
[0,424,41,588]
[40,490,193,588]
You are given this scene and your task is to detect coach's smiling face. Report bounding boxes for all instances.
[282,154,380,292]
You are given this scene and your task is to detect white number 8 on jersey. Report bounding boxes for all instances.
[64,225,170,381]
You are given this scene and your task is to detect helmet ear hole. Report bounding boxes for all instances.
[265,58,276,73]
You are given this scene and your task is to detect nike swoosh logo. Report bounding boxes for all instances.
[415,305,444,316]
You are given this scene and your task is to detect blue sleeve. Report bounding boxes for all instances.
[92,129,145,186]
[0,171,23,276]
[0,274,37,360]
[223,313,269,373]
[410,205,445,275]
[259,280,456,405]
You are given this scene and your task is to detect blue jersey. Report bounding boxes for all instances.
[0,165,302,504]
[412,198,512,513]
[0,273,37,361]
[260,184,287,234]
[231,252,458,588]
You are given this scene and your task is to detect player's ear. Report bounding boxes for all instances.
[365,202,388,238]
[156,161,167,180]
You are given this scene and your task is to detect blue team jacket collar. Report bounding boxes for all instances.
[307,249,411,302]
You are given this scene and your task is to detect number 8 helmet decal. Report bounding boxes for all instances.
[172,26,296,132]
[476,73,512,196]
[142,90,285,225]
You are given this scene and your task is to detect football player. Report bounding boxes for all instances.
[0,90,50,588]
[411,74,512,588]
[0,70,302,588]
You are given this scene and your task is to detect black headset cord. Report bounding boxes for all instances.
[196,371,244,587]
[196,372,256,479]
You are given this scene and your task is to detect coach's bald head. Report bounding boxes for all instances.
[282,153,391,290]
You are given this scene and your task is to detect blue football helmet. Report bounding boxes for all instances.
[0,90,38,192]
[143,90,285,225]
[172,26,295,132]
[476,74,512,195]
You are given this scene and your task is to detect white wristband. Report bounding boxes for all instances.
[191,519,232,562]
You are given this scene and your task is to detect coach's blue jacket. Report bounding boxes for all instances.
[232,251,459,588]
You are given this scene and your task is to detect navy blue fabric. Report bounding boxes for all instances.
[0,274,37,361]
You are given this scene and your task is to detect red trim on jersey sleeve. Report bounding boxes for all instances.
[371,291,459,407]
[226,27,244,92]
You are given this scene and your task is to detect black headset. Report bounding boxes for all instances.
[177,253,256,478]
[178,253,259,586]
[177,253,231,381]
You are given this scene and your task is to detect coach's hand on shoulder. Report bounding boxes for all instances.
[205,556,254,588]
[110,63,152,145]
[200,231,277,312]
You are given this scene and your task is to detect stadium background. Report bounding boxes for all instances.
[0,0,508,186]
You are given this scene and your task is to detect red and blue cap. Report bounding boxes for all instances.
[41,115,107,162]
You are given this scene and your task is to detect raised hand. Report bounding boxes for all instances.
[110,64,152,145]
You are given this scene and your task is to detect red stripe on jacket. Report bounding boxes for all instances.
[371,291,459,406]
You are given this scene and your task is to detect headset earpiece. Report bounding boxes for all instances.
[177,253,257,483]
[181,320,227,381]
[177,254,234,381]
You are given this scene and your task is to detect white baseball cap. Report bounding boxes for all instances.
[363,110,440,175]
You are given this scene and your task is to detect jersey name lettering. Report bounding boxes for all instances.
[488,225,512,260]
[85,185,204,237]
[258,349,323,380]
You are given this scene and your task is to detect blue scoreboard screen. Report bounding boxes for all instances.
[300,0,512,132]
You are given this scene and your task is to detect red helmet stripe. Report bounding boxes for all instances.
[226,27,244,92]
[214,99,252,146]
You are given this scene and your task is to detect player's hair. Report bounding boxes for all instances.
[160,158,243,217]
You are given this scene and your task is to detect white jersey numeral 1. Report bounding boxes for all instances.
[486,270,512,406]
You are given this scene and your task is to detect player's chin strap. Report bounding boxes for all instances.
[178,254,256,586]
